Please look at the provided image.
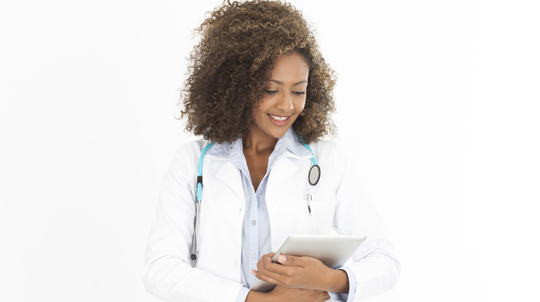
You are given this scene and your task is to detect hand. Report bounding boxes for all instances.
[246,285,329,302]
[252,252,347,292]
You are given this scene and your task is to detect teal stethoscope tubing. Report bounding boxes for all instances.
[190,137,319,260]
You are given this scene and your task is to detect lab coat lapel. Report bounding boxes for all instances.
[266,128,313,192]
[266,156,299,193]
[213,159,244,208]
[266,153,315,251]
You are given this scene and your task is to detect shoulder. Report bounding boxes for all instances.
[309,139,347,160]
[173,139,211,159]
[310,139,336,150]
[309,139,353,178]
[167,139,212,172]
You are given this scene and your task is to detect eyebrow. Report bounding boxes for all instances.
[268,79,308,86]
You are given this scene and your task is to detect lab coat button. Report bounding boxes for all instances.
[251,220,257,226]
[250,252,256,258]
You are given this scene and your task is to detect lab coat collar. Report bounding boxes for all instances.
[206,140,245,203]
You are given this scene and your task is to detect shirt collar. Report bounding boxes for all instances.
[282,127,313,160]
[206,127,313,160]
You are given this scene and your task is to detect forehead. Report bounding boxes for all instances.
[268,53,309,83]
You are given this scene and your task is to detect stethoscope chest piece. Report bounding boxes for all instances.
[308,164,321,186]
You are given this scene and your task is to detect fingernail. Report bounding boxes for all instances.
[250,270,256,276]
[279,255,286,263]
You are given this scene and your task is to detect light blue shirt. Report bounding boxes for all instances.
[208,128,356,302]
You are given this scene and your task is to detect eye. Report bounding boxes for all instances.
[293,91,306,95]
[264,90,278,95]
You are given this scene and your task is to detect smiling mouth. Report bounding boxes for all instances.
[267,113,292,127]
[268,114,290,121]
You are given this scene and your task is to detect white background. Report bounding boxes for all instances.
[1,0,539,301]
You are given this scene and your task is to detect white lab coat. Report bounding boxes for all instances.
[143,138,400,302]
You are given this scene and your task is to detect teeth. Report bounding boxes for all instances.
[269,114,288,121]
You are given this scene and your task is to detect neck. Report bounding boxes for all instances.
[243,124,279,154]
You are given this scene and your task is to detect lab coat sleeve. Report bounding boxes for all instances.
[143,144,244,302]
[331,143,401,301]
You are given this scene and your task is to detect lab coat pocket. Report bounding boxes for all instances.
[296,198,334,235]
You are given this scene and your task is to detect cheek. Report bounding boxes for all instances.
[252,102,269,122]
[255,96,277,115]
[295,98,306,113]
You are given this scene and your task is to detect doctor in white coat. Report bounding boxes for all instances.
[143,1,400,302]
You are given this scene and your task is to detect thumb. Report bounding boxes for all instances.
[278,255,307,267]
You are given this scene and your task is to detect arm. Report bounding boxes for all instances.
[252,143,400,301]
[331,143,401,301]
[143,144,245,302]
[246,286,330,302]
[252,252,349,293]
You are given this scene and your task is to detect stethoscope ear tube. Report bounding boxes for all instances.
[191,143,214,261]
[191,200,201,260]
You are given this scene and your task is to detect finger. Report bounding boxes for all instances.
[257,252,276,272]
[253,267,285,285]
[257,257,297,285]
[256,256,267,277]
[316,291,330,302]
[256,256,287,282]
[251,269,277,284]
[260,252,276,262]
[264,256,296,275]
[261,253,273,272]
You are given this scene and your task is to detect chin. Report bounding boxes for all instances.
[266,127,290,139]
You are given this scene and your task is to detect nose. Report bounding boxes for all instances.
[275,91,294,112]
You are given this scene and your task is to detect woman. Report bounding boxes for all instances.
[143,1,400,301]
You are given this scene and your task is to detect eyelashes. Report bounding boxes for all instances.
[264,90,306,95]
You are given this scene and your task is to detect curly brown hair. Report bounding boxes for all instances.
[179,0,336,144]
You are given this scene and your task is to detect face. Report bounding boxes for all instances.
[250,52,310,141]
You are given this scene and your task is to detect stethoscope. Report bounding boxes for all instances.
[190,135,320,260]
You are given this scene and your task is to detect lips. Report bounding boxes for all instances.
[267,113,291,126]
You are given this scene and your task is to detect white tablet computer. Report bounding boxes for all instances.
[250,235,367,292]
